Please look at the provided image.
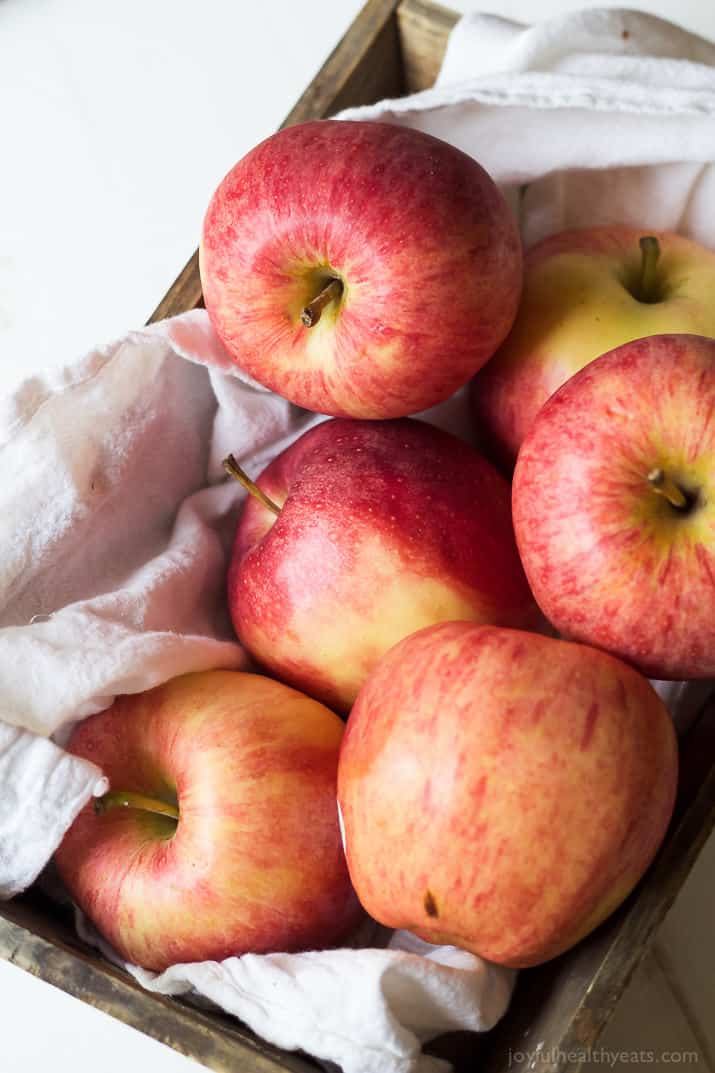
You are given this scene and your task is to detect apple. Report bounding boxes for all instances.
[55,671,362,971]
[471,226,715,466]
[225,417,540,713]
[338,621,678,968]
[512,332,715,681]
[200,119,522,419]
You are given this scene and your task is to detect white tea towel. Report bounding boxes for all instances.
[0,310,512,1073]
[0,725,106,898]
[0,321,248,737]
[1,8,714,1073]
[76,910,515,1073]
[339,7,715,249]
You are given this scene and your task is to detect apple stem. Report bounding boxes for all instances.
[94,790,179,820]
[301,277,343,328]
[647,468,688,510]
[223,455,281,516]
[637,236,661,303]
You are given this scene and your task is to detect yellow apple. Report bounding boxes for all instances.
[472,226,715,467]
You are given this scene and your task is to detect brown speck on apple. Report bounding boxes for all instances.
[424,890,439,918]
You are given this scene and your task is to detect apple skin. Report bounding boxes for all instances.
[54,671,362,972]
[471,226,715,466]
[228,417,540,712]
[338,622,678,968]
[512,333,715,680]
[200,120,522,419]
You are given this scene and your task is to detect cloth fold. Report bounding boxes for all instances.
[0,7,714,1073]
[0,725,106,898]
[339,7,715,247]
[76,910,515,1073]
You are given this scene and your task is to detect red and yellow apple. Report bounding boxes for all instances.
[200,119,522,418]
[226,417,539,712]
[512,333,715,680]
[338,622,678,968]
[55,671,362,971]
[471,226,715,465]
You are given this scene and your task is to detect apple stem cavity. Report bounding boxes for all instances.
[301,277,343,328]
[94,790,179,821]
[223,454,281,516]
[647,468,689,511]
[637,236,661,303]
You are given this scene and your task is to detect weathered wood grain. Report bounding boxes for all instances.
[397,0,458,92]
[0,892,316,1073]
[148,248,203,324]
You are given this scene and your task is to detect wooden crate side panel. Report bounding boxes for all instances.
[281,0,404,126]
[581,952,709,1073]
[0,898,316,1073]
[148,249,203,325]
[397,0,458,92]
[148,0,404,324]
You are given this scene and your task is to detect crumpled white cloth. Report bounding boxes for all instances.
[1,7,714,1073]
[340,7,715,250]
[1,311,511,1073]
[75,910,515,1073]
[0,726,106,897]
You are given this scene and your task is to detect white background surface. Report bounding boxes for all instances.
[3,0,715,396]
[2,1,715,1070]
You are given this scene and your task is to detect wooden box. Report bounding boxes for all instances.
[3,2,713,1070]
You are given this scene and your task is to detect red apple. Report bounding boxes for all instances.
[55,671,361,971]
[512,333,715,680]
[471,227,715,466]
[338,622,678,968]
[200,120,522,419]
[226,418,539,712]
